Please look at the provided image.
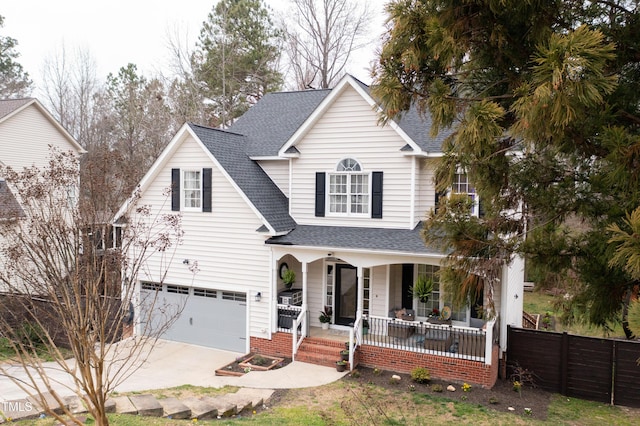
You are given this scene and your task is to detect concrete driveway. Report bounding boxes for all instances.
[0,339,346,401]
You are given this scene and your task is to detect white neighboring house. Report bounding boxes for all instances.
[117,75,524,387]
[0,99,85,290]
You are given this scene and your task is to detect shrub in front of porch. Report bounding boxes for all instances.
[356,344,499,389]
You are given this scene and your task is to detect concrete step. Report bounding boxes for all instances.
[128,394,163,417]
[157,397,191,419]
[181,396,218,420]
[0,388,275,422]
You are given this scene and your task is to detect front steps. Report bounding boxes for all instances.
[0,388,274,423]
[295,337,350,368]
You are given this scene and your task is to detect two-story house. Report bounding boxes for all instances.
[0,98,85,283]
[120,75,524,388]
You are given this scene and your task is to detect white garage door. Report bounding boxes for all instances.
[140,283,247,353]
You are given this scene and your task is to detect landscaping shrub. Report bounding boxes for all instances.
[410,367,431,384]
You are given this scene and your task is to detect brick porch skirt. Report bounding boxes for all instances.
[250,333,499,389]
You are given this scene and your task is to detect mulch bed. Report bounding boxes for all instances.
[344,366,553,421]
[215,353,291,376]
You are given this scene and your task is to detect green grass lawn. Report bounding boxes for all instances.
[523,290,640,338]
[15,383,640,425]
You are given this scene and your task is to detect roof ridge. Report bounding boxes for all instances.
[187,122,246,137]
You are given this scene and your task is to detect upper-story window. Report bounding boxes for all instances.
[452,173,479,216]
[182,170,202,210]
[329,158,369,215]
[171,168,212,213]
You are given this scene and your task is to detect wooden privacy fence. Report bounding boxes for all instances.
[507,326,640,407]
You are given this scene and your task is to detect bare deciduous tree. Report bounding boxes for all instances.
[0,148,189,426]
[282,0,372,89]
[41,45,99,150]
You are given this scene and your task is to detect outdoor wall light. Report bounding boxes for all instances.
[255,292,262,302]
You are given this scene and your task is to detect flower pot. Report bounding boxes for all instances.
[340,350,349,361]
[336,362,347,372]
[321,322,329,330]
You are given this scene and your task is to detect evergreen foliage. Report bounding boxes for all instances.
[194,0,283,127]
[373,0,640,335]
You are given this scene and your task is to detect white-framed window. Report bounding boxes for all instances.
[452,173,479,216]
[326,264,334,307]
[416,264,440,318]
[363,268,370,316]
[414,264,470,323]
[328,158,370,215]
[182,170,202,210]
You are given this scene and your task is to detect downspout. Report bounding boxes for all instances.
[410,155,416,227]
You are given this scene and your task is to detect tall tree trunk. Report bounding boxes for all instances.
[622,287,636,340]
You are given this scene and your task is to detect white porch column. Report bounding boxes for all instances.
[357,266,364,339]
[302,261,308,337]
[271,251,279,333]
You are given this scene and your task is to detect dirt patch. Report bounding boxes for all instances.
[269,366,553,422]
[344,367,553,420]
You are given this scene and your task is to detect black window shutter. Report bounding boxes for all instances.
[315,172,326,217]
[171,168,180,211]
[202,168,212,212]
[478,197,485,218]
[372,171,383,219]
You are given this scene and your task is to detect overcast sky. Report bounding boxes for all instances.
[2,0,386,96]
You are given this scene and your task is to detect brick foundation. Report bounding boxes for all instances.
[358,343,499,388]
[250,333,293,358]
[251,333,499,389]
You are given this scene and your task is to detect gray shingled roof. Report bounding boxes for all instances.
[0,180,25,219]
[228,78,452,157]
[188,123,296,233]
[265,223,445,255]
[0,98,32,121]
[351,77,453,153]
[228,90,331,157]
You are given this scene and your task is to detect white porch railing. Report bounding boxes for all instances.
[359,314,497,365]
[277,304,307,360]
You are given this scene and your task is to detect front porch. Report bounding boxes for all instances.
[267,302,499,388]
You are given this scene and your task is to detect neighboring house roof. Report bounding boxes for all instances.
[0,98,86,154]
[188,123,296,233]
[0,98,32,120]
[0,180,25,219]
[228,89,331,158]
[266,223,444,256]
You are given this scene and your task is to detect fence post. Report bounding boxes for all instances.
[611,340,616,406]
[560,332,569,395]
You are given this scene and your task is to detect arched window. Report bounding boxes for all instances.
[336,158,361,172]
[329,158,369,214]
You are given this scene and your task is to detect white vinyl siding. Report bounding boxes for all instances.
[416,159,437,223]
[133,135,271,344]
[0,104,82,169]
[257,160,290,197]
[290,86,413,228]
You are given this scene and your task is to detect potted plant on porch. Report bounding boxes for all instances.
[282,268,296,290]
[336,360,348,372]
[319,306,332,330]
[410,275,433,303]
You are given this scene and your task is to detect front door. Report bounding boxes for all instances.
[335,264,357,326]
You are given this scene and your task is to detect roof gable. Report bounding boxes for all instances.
[115,123,295,234]
[277,75,452,156]
[228,89,330,158]
[0,98,86,154]
[188,123,296,233]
